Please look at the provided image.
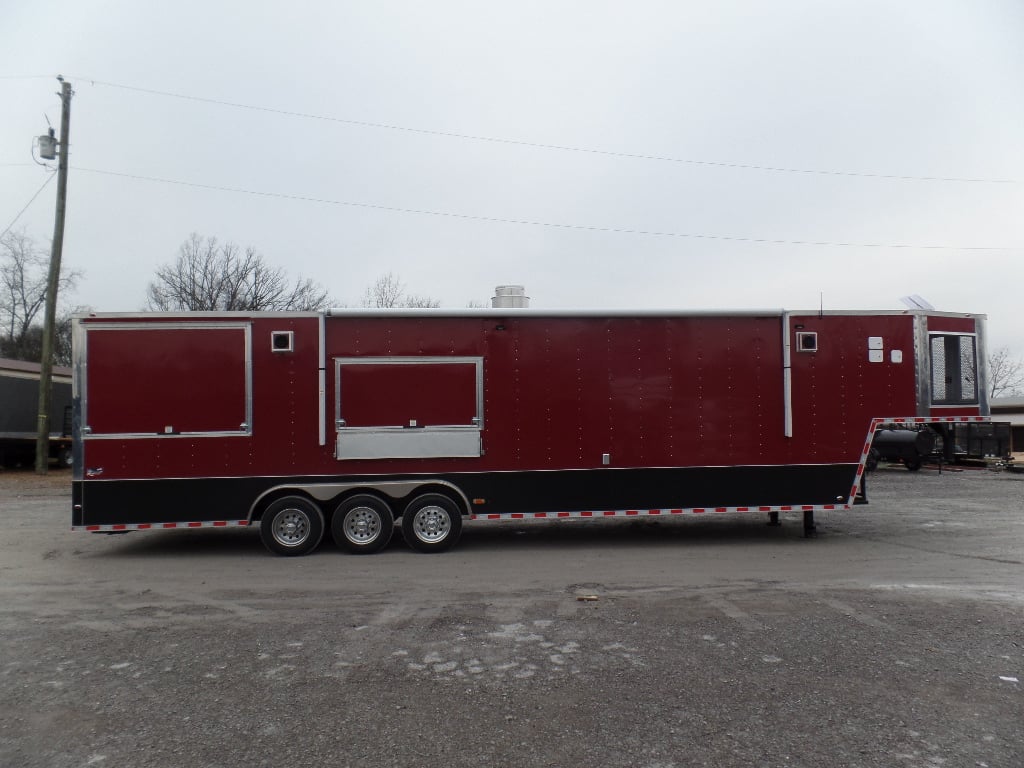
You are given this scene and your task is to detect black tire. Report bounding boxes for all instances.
[259,496,325,556]
[401,493,463,553]
[865,450,879,472]
[905,457,922,472]
[331,494,394,554]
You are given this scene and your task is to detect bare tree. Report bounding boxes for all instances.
[4,309,80,366]
[361,272,440,308]
[988,346,1024,399]
[361,272,403,308]
[0,230,80,362]
[53,309,80,366]
[403,293,442,308]
[146,234,333,312]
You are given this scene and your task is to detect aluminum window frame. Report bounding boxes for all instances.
[333,355,485,460]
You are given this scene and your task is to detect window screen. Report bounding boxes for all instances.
[930,334,978,405]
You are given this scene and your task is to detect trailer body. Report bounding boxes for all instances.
[70,308,988,554]
[0,357,73,467]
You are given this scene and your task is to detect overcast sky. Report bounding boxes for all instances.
[2,1,1022,353]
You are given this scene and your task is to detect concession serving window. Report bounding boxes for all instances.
[83,322,252,437]
[334,356,483,460]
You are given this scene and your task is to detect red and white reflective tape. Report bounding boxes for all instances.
[873,416,988,426]
[471,504,846,521]
[73,520,249,532]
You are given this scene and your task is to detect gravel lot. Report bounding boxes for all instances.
[1,465,1021,768]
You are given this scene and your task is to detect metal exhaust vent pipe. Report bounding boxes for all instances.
[491,285,529,309]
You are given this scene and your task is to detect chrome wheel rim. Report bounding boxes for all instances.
[343,506,384,545]
[271,509,311,547]
[412,505,450,543]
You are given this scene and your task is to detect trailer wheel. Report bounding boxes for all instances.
[402,493,463,553]
[331,494,394,554]
[865,449,879,473]
[260,496,325,556]
[905,458,923,472]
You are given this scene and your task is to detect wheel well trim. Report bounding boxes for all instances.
[247,479,471,522]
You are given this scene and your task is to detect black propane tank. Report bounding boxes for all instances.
[869,429,937,471]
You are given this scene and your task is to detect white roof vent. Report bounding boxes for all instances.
[491,285,529,309]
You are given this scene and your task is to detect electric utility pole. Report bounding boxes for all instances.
[35,76,73,474]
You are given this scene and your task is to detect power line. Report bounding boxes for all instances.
[74,166,1018,252]
[0,171,56,239]
[73,77,1016,185]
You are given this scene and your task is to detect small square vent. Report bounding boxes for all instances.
[271,331,294,353]
[796,331,818,353]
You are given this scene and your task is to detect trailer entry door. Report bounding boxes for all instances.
[334,356,483,459]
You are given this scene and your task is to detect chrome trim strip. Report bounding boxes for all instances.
[72,317,86,481]
[83,432,254,440]
[782,312,793,438]
[244,322,253,432]
[318,313,326,446]
[976,316,990,416]
[914,315,930,417]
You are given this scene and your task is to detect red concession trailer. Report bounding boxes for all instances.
[70,308,989,555]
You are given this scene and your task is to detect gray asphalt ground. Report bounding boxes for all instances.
[1,465,1021,768]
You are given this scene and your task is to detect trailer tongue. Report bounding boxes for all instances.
[71,308,989,555]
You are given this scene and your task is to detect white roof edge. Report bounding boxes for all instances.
[74,310,323,320]
[326,307,985,319]
[326,307,788,318]
[72,308,986,320]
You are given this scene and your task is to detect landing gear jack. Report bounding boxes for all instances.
[803,510,816,538]
[854,472,868,505]
[767,510,817,535]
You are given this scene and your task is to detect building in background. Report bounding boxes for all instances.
[990,397,1024,454]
